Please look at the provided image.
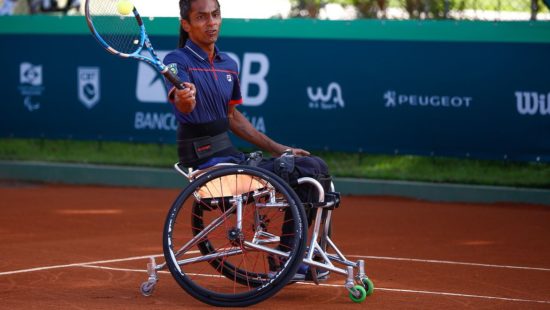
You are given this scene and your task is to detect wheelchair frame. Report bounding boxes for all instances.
[140,162,373,305]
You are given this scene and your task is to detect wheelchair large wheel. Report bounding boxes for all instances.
[191,201,276,288]
[163,166,308,307]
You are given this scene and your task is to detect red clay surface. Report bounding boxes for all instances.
[1,182,549,309]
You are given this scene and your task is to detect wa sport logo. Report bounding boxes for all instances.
[307,82,345,110]
[78,67,101,109]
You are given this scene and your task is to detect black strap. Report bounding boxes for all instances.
[246,151,263,167]
[274,152,296,185]
[177,131,233,163]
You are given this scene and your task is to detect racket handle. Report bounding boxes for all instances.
[163,70,186,90]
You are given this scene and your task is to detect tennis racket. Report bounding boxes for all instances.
[84,0,184,89]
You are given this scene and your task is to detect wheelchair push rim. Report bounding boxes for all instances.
[163,166,308,307]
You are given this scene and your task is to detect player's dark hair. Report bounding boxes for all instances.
[178,0,220,48]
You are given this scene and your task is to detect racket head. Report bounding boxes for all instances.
[84,0,184,89]
[85,0,145,57]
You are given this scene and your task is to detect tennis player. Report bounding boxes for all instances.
[163,0,331,281]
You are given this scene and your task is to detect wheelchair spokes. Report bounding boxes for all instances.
[162,167,307,305]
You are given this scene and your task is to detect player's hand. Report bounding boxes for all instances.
[289,147,310,156]
[173,82,196,114]
[276,147,310,157]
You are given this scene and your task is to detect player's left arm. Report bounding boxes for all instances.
[228,105,310,157]
[226,62,309,157]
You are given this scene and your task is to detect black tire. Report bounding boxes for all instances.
[163,166,307,307]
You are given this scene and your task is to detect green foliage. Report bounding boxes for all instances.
[402,0,466,19]
[289,0,546,19]
[289,0,324,17]
[1,138,549,189]
[352,0,388,17]
[318,151,550,188]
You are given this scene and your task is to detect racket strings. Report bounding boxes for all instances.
[87,0,142,55]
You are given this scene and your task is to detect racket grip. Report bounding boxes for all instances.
[163,70,186,90]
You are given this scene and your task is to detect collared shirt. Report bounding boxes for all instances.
[163,40,243,125]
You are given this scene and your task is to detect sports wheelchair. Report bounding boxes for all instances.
[139,160,374,307]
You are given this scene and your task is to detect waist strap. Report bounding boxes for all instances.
[177,131,233,164]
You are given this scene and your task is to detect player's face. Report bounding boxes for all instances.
[182,0,221,50]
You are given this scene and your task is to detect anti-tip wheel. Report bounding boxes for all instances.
[348,285,367,303]
[140,281,156,297]
[361,277,374,296]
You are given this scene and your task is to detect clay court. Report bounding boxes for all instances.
[1,182,549,309]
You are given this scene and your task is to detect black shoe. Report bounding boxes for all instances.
[292,264,330,282]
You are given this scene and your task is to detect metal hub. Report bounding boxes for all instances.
[227,227,243,243]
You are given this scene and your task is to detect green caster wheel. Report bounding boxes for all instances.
[361,277,374,296]
[348,285,367,303]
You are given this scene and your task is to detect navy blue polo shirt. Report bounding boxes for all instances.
[163,40,243,126]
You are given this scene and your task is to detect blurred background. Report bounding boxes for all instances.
[0,0,549,191]
[1,0,549,20]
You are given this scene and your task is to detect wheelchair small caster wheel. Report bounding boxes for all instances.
[361,277,374,296]
[140,281,156,297]
[348,285,367,303]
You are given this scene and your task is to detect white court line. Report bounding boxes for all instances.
[2,253,549,276]
[297,282,550,305]
[0,251,204,276]
[0,254,163,276]
[348,255,550,272]
[78,265,550,305]
[79,264,168,274]
[80,265,225,278]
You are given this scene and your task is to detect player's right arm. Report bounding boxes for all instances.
[163,52,196,114]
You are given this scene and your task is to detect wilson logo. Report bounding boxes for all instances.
[515,91,550,116]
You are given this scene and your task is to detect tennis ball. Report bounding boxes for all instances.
[117,0,133,15]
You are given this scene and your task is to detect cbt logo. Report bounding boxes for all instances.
[136,51,270,107]
[307,82,345,110]
[78,67,101,109]
[515,91,550,116]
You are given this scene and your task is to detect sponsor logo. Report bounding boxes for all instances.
[307,82,345,110]
[78,67,101,109]
[134,112,178,131]
[20,62,42,86]
[515,91,550,116]
[136,51,269,107]
[23,96,40,112]
[384,90,472,108]
[167,63,178,75]
[133,111,267,134]
[19,62,44,111]
[236,53,269,107]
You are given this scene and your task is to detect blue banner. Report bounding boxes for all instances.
[1,33,549,162]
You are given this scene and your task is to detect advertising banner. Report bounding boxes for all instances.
[1,27,549,162]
